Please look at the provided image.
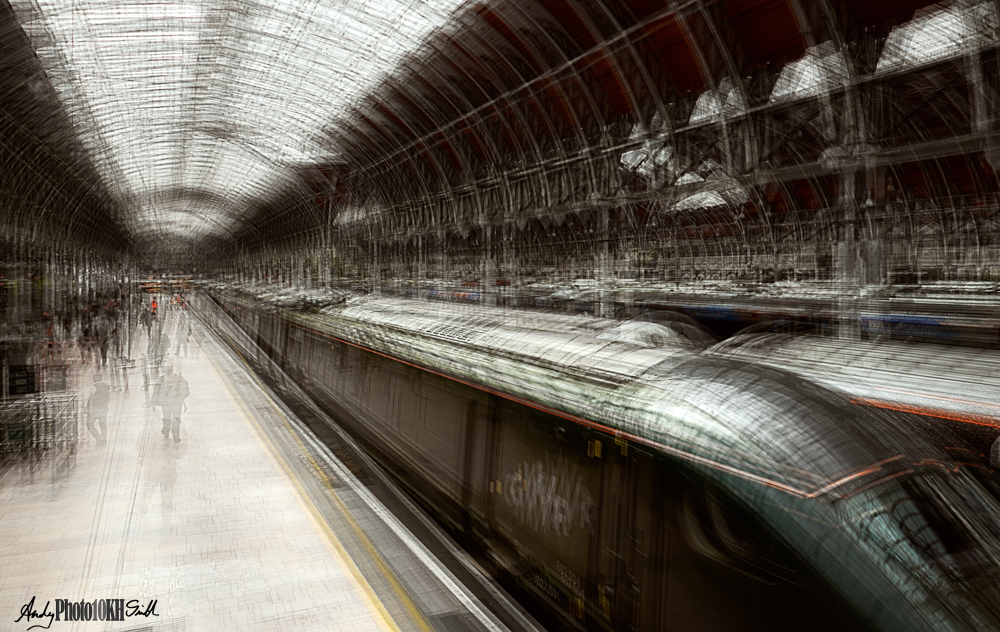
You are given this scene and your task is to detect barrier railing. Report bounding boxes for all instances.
[0,392,78,484]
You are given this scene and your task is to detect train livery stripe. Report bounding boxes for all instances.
[873,387,1000,414]
[850,397,1000,430]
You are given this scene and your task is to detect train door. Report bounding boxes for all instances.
[334,340,358,404]
[617,449,672,632]
[594,434,646,631]
[278,319,292,371]
[484,394,504,535]
[462,396,492,539]
[285,324,303,381]
[634,456,671,632]
[364,360,397,433]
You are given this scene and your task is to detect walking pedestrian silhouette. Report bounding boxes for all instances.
[86,373,111,447]
[155,364,189,443]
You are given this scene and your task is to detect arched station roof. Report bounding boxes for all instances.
[1,0,996,260]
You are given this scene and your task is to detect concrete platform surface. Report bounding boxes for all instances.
[0,308,513,632]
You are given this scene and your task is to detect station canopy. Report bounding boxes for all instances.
[6,0,997,255]
[10,0,470,244]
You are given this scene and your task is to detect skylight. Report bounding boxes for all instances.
[10,0,469,241]
[769,41,848,104]
[877,1,998,75]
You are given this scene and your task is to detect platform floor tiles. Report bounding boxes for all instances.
[0,320,400,632]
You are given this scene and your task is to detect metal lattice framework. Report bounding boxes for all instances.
[1,0,999,281]
[236,0,1000,285]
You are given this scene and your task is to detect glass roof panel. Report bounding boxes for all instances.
[10,0,470,241]
[769,41,848,104]
[877,1,998,75]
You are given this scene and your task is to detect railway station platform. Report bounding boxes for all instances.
[0,309,527,632]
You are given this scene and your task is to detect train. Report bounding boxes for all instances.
[401,281,1000,347]
[220,279,1000,348]
[708,330,1000,474]
[201,286,1000,632]
[626,299,1000,347]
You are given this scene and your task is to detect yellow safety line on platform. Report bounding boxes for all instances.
[218,334,437,632]
[205,327,436,632]
[201,341,403,632]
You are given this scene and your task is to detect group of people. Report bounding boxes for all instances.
[86,364,190,447]
[77,322,120,367]
[85,296,193,447]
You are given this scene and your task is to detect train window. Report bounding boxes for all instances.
[640,331,665,348]
[683,488,804,586]
[707,493,804,586]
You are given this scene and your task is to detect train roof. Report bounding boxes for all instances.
[337,297,708,379]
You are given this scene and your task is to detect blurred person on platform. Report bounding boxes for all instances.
[110,327,121,359]
[79,324,92,365]
[86,373,111,447]
[153,326,171,366]
[108,327,122,391]
[109,354,121,391]
[97,323,109,367]
[155,364,189,443]
[143,359,160,407]
[175,313,191,356]
[143,306,154,340]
